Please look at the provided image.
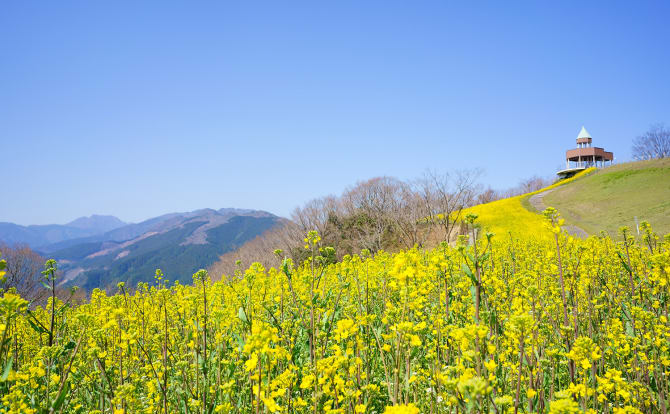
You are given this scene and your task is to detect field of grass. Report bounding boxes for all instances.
[543,158,670,236]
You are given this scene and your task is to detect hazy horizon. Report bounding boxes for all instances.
[0,208,276,227]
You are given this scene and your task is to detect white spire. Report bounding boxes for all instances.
[577,126,591,139]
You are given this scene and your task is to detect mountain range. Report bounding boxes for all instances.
[0,209,280,291]
[0,215,126,248]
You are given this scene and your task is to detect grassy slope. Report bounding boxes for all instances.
[542,158,670,236]
[464,168,595,239]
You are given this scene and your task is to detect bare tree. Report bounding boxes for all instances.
[291,196,339,242]
[0,243,48,303]
[487,174,554,200]
[517,175,552,194]
[208,170,484,274]
[387,182,431,249]
[208,219,303,281]
[476,186,500,204]
[632,123,670,160]
[340,177,402,253]
[418,169,481,242]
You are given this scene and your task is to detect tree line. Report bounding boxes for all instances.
[632,123,669,160]
[0,170,555,294]
[209,169,553,279]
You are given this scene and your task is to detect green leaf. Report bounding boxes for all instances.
[467,252,475,265]
[26,318,48,335]
[56,303,71,316]
[237,307,248,324]
[321,311,330,331]
[232,332,245,352]
[620,302,632,322]
[1,356,13,381]
[41,279,52,291]
[281,260,291,279]
[51,381,68,411]
[616,251,632,274]
[462,263,477,285]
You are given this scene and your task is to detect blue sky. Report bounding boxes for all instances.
[1,1,668,225]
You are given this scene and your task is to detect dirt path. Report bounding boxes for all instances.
[528,189,589,238]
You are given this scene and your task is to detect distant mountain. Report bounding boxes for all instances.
[0,215,125,248]
[48,208,279,291]
[37,213,182,253]
[66,215,126,233]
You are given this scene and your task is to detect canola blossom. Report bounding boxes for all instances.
[465,168,595,239]
[0,212,669,413]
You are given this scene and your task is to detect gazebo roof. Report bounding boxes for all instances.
[577,126,591,139]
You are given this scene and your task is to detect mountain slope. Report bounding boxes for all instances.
[38,212,183,253]
[66,215,126,233]
[0,217,123,248]
[54,209,280,291]
[541,158,670,236]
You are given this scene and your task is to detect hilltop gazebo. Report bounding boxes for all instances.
[557,126,613,178]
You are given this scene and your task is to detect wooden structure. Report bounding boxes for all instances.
[557,126,613,178]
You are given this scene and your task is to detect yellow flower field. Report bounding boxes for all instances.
[465,168,596,239]
[1,209,669,413]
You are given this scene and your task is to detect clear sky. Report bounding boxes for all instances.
[2,1,669,225]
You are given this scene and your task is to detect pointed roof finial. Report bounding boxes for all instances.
[577,126,591,139]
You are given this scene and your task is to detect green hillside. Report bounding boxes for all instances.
[541,158,670,236]
[62,215,279,292]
